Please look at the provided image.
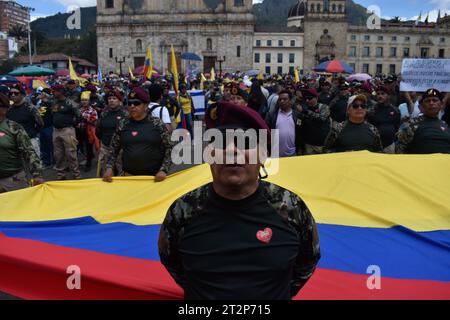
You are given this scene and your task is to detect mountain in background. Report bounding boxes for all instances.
[31,0,370,39]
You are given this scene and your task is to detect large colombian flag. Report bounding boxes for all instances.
[0,152,449,300]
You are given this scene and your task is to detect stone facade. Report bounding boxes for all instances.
[97,0,254,74]
[97,0,450,76]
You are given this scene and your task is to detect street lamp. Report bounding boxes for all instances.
[217,56,226,77]
[25,6,35,65]
[115,56,126,76]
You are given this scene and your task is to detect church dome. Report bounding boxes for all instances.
[288,0,306,18]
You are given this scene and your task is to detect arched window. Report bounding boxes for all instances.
[323,0,329,12]
[338,4,343,13]
[310,4,315,12]
[207,38,212,51]
[332,4,336,12]
[136,39,142,52]
[317,4,321,12]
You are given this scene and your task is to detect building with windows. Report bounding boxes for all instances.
[97,0,450,75]
[0,0,30,32]
[97,0,254,74]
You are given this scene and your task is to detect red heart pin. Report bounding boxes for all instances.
[132,131,138,137]
[256,228,273,244]
[0,132,5,138]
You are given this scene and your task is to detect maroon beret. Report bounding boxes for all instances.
[51,84,66,93]
[360,81,373,93]
[128,87,150,104]
[205,101,270,134]
[86,84,97,93]
[376,85,391,95]
[107,88,125,102]
[302,88,318,97]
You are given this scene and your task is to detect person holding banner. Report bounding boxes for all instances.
[396,89,450,154]
[159,101,320,300]
[103,87,173,182]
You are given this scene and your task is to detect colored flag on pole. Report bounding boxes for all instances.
[415,12,422,25]
[68,58,78,81]
[143,46,153,80]
[210,68,216,81]
[171,45,179,95]
[128,65,135,80]
[294,68,300,83]
[200,73,206,90]
[97,67,103,82]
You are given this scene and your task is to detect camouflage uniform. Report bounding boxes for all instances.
[65,89,81,106]
[106,115,173,175]
[395,115,450,154]
[158,181,321,298]
[0,119,43,193]
[297,103,331,154]
[324,120,383,152]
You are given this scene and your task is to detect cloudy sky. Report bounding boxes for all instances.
[17,0,450,23]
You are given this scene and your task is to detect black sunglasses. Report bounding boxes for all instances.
[127,99,143,107]
[9,91,21,96]
[304,96,316,100]
[352,104,367,109]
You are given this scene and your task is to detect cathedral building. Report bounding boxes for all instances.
[97,0,450,76]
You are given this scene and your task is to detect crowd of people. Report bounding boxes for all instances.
[0,70,449,194]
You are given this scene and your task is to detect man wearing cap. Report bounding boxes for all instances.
[6,83,43,158]
[96,88,128,177]
[51,84,83,180]
[223,82,248,107]
[103,87,173,181]
[325,94,383,153]
[297,88,331,155]
[396,89,450,154]
[159,101,320,300]
[318,80,334,105]
[329,82,352,122]
[367,86,401,153]
[0,93,44,193]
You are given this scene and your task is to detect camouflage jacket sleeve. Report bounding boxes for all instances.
[26,103,44,132]
[324,121,345,152]
[70,101,83,126]
[10,120,43,178]
[106,118,126,169]
[158,186,209,289]
[262,183,321,297]
[298,103,330,122]
[395,118,420,154]
[151,116,174,174]
[368,122,383,152]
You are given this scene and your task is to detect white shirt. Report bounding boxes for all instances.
[148,102,171,124]
[272,109,296,157]
[398,101,421,121]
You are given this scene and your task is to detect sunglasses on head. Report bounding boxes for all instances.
[127,99,142,107]
[351,103,367,109]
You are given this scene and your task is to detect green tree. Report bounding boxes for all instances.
[0,58,20,74]
[8,25,28,41]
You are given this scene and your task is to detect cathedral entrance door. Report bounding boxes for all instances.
[204,56,217,73]
[134,57,145,68]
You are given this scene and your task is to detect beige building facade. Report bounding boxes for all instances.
[97,0,450,76]
[96,0,254,74]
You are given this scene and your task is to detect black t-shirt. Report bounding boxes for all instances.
[334,122,381,152]
[408,116,450,154]
[330,96,349,122]
[98,109,126,146]
[368,104,400,147]
[120,117,165,175]
[52,99,78,129]
[6,104,38,138]
[180,184,300,300]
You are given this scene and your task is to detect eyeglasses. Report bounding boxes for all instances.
[9,91,21,96]
[304,96,316,100]
[127,100,142,107]
[351,104,367,109]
